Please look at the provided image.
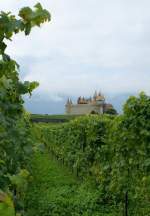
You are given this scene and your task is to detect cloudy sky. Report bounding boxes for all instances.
[1,0,150,113]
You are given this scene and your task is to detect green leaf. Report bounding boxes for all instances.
[25,22,31,35]
[0,42,7,54]
[0,75,12,89]
[34,3,43,10]
[19,7,33,21]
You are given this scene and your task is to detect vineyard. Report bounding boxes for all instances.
[36,93,150,216]
[0,2,150,216]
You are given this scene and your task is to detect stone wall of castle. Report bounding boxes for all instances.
[65,91,114,115]
[66,104,103,115]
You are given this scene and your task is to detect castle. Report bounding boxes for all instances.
[65,91,114,115]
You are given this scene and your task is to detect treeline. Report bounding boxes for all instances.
[41,93,150,216]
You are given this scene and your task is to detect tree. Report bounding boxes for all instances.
[90,110,98,114]
[105,108,117,115]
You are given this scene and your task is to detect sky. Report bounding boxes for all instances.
[1,0,150,114]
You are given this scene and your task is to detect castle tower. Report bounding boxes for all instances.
[93,91,98,100]
[65,98,72,114]
[77,96,81,104]
[70,99,73,105]
[95,92,105,114]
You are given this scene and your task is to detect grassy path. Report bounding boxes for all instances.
[25,152,117,216]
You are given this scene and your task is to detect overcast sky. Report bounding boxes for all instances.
[1,0,150,113]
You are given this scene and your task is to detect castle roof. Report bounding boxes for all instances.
[96,95,105,101]
[66,98,72,106]
[92,91,104,101]
[66,91,106,106]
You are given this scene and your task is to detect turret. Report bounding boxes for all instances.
[65,98,72,114]
[66,98,70,105]
[77,96,81,104]
[93,91,98,100]
[70,99,73,104]
[96,92,105,102]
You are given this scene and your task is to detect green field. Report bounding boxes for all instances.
[31,114,77,119]
[31,114,82,122]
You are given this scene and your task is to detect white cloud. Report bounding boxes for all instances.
[1,0,150,105]
[23,58,150,100]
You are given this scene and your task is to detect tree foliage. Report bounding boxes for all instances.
[104,107,117,115]
[0,3,50,215]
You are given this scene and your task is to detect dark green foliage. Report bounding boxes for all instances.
[104,108,117,115]
[0,3,50,215]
